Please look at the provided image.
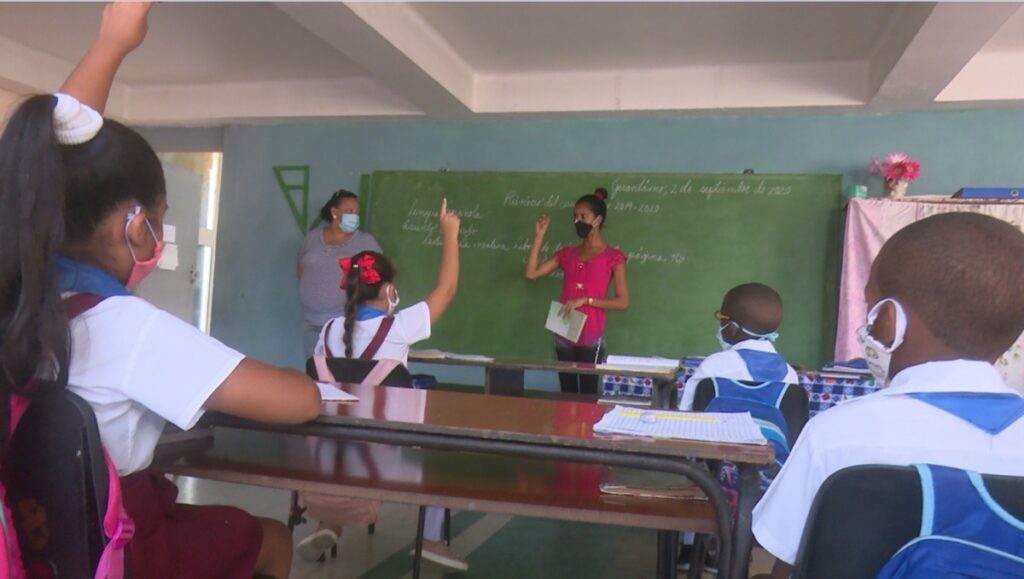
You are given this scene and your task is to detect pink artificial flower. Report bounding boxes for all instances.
[867,152,921,184]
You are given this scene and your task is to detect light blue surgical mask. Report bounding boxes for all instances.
[340,214,360,233]
[716,321,779,351]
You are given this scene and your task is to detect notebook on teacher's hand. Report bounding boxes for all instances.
[545,301,587,343]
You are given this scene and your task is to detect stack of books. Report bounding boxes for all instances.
[818,359,872,379]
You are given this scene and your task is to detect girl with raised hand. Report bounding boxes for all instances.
[0,4,320,578]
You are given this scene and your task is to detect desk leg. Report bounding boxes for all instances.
[484,368,525,396]
[732,462,761,579]
[651,378,678,409]
[656,530,679,579]
[413,506,426,579]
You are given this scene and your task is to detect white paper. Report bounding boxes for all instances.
[410,349,447,360]
[316,381,359,402]
[157,242,179,271]
[593,405,767,445]
[162,223,176,244]
[409,350,494,362]
[602,352,684,370]
[545,301,587,342]
[445,353,495,362]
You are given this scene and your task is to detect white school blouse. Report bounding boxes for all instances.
[67,296,245,476]
[315,301,432,366]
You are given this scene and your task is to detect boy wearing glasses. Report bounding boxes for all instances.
[678,283,798,410]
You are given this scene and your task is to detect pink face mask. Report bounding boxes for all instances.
[124,205,163,289]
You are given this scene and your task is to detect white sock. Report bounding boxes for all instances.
[423,506,445,542]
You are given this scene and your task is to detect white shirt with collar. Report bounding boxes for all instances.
[677,339,799,410]
[752,359,1024,565]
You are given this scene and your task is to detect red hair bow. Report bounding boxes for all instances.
[338,254,382,287]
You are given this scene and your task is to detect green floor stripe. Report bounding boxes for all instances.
[357,510,487,579]
[463,518,656,579]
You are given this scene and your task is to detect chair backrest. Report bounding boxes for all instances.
[792,465,1024,579]
[306,357,413,388]
[3,389,110,576]
[694,378,809,445]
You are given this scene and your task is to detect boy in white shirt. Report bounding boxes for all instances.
[678,283,798,410]
[753,212,1024,578]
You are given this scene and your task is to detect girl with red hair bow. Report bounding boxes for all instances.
[300,199,466,571]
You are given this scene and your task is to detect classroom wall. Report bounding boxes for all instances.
[190,108,1024,389]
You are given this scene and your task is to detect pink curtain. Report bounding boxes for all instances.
[836,198,1024,392]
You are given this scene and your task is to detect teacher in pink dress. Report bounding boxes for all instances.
[525,188,630,394]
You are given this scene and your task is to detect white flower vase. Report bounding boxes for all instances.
[885,179,909,200]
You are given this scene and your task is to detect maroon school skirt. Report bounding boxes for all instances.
[120,471,262,579]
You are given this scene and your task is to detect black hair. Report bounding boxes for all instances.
[0,95,164,454]
[722,283,784,335]
[341,251,397,358]
[320,189,358,223]
[873,212,1024,359]
[575,187,608,228]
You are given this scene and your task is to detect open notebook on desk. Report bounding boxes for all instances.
[598,355,681,373]
[594,406,767,445]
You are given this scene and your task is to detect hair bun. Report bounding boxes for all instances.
[593,188,607,201]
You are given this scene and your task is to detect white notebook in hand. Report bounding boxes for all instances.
[545,301,587,343]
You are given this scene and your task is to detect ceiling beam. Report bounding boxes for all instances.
[274,2,473,116]
[122,78,422,126]
[0,35,129,116]
[475,61,868,114]
[868,2,1021,108]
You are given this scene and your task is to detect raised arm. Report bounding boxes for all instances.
[60,2,151,113]
[424,199,461,324]
[525,215,559,280]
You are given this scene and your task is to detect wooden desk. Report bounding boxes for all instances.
[200,384,773,579]
[409,354,680,408]
[157,429,718,534]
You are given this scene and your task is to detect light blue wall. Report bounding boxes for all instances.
[203,109,1024,389]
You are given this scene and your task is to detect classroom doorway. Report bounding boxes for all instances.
[135,152,222,334]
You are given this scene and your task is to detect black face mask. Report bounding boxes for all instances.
[574,220,593,238]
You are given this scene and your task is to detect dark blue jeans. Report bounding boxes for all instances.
[554,336,607,395]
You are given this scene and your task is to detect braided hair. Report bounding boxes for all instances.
[340,251,396,358]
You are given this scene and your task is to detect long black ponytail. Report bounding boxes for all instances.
[0,94,164,455]
[0,96,70,449]
[341,251,396,358]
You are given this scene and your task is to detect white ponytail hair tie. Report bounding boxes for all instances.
[52,93,103,145]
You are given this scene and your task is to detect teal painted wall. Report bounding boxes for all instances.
[206,109,1024,388]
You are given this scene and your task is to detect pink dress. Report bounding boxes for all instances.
[555,245,628,346]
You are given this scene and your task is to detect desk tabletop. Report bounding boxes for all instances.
[295,384,773,465]
[157,428,717,533]
[408,355,680,379]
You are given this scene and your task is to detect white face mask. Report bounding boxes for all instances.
[856,298,908,387]
[386,284,400,314]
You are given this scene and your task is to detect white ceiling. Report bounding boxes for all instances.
[1,2,1023,125]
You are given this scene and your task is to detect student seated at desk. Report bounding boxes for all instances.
[752,213,1024,578]
[301,200,468,571]
[0,5,322,578]
[678,283,798,411]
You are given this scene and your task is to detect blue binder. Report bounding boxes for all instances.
[953,188,1023,199]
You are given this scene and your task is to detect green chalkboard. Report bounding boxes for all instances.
[367,171,841,369]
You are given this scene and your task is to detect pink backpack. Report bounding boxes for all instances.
[0,294,134,579]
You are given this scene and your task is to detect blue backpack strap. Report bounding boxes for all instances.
[707,378,792,473]
[735,349,789,382]
[908,392,1024,435]
[879,465,1024,579]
